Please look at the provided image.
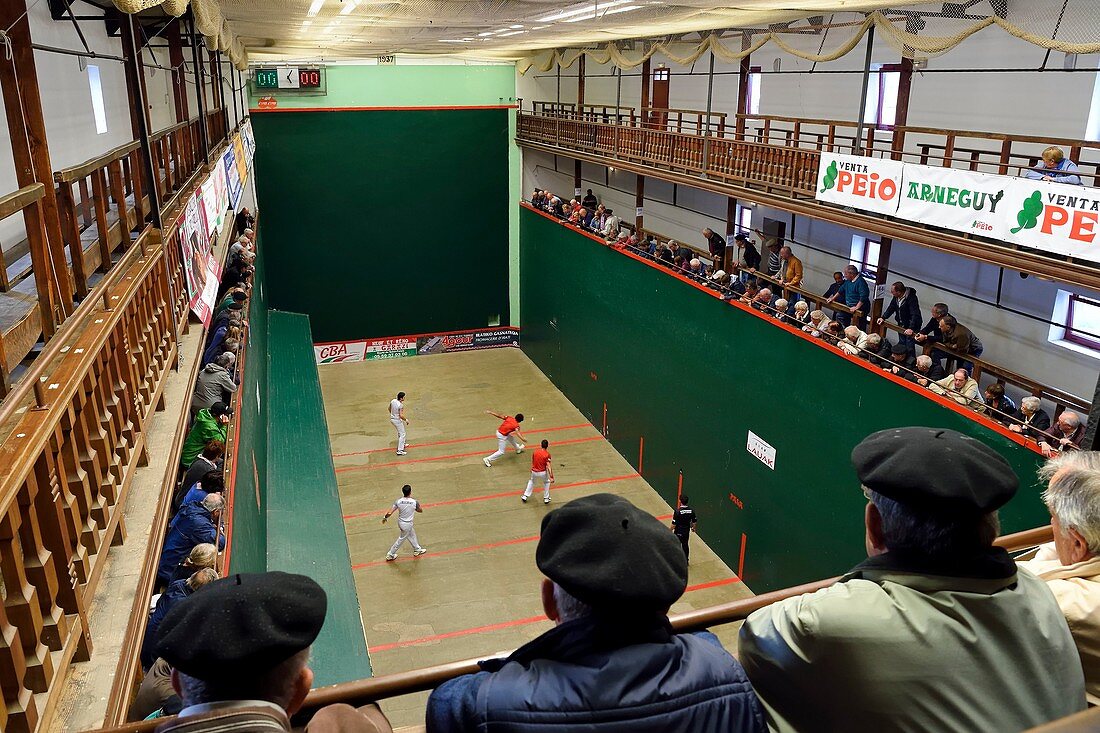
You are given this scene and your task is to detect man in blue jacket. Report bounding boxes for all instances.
[426,493,765,732]
[140,567,218,670]
[157,493,225,586]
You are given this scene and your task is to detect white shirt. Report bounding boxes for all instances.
[392,496,420,522]
[389,398,403,420]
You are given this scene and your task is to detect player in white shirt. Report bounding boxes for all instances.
[382,484,426,560]
[389,391,409,455]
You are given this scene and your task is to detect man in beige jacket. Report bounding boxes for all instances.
[930,368,987,413]
[1019,451,1100,706]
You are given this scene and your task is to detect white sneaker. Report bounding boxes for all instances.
[521,495,528,503]
[544,497,551,504]
[483,457,492,468]
[385,554,397,561]
[515,444,525,453]
[396,450,407,456]
[413,548,427,556]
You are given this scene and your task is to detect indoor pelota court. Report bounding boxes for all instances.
[319,347,751,727]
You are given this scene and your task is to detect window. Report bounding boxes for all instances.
[1066,294,1100,350]
[862,63,901,130]
[88,65,108,135]
[850,235,880,277]
[737,205,752,236]
[745,66,761,115]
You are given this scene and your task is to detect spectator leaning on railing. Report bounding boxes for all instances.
[1010,396,1052,440]
[878,281,923,352]
[827,265,870,330]
[1040,410,1086,457]
[1018,452,1100,705]
[157,493,225,586]
[180,402,230,468]
[930,368,987,413]
[937,314,984,373]
[1024,145,1083,186]
[739,427,1086,732]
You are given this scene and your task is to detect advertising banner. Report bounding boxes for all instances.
[189,254,223,328]
[313,328,520,365]
[815,154,1100,264]
[365,337,417,360]
[315,341,369,364]
[815,153,903,217]
[223,147,244,210]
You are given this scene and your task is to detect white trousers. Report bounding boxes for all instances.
[486,431,522,462]
[391,418,406,452]
[523,470,551,500]
[388,520,422,556]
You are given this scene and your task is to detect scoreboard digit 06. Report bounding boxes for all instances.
[251,66,326,94]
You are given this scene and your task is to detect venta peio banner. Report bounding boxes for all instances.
[314,327,520,365]
[816,152,1100,263]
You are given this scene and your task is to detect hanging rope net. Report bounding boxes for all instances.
[109,0,248,69]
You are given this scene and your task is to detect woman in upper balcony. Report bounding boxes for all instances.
[1024,145,1083,186]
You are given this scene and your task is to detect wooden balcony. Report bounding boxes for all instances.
[516,107,1100,291]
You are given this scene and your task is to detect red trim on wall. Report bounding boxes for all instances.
[521,202,1038,452]
[250,104,518,113]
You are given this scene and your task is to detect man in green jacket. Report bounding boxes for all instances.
[739,427,1085,732]
[180,402,230,468]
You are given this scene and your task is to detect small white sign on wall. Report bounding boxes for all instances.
[574,187,582,198]
[636,207,644,218]
[747,431,776,470]
[377,55,396,65]
[874,283,887,300]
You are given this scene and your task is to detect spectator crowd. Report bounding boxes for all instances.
[529,188,1086,455]
[128,210,257,722]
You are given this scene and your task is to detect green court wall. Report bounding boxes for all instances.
[228,235,269,574]
[252,109,510,342]
[519,206,1050,592]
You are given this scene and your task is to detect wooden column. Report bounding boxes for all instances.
[188,14,211,164]
[724,197,738,273]
[0,0,73,322]
[870,236,893,329]
[736,35,751,136]
[635,175,645,234]
[167,18,189,123]
[133,18,151,131]
[574,55,584,196]
[124,17,163,230]
[640,57,651,126]
[890,56,914,160]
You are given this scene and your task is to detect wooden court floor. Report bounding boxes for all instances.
[319,347,752,728]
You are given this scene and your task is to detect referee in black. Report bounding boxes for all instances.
[671,495,698,562]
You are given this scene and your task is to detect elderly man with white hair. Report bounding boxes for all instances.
[802,309,828,337]
[930,368,986,413]
[1010,396,1052,441]
[910,353,946,387]
[838,325,870,356]
[791,300,811,327]
[1040,410,1086,457]
[601,209,621,239]
[1019,451,1100,704]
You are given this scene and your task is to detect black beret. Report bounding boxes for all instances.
[536,493,687,610]
[891,343,909,355]
[157,572,326,683]
[210,402,229,418]
[852,427,1018,514]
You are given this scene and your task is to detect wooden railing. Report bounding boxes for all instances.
[54,141,146,299]
[87,524,1053,733]
[0,184,52,395]
[520,104,1100,195]
[0,225,179,733]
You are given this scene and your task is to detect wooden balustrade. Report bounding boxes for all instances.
[54,141,146,299]
[0,225,178,733]
[641,106,726,136]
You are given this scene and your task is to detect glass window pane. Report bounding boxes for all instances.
[88,65,108,135]
[1070,296,1100,344]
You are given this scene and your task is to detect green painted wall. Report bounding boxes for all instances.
[520,206,1050,593]
[252,108,511,341]
[266,311,372,686]
[228,236,269,574]
[248,65,515,109]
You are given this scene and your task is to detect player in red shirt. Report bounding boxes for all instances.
[522,440,555,504]
[483,410,528,467]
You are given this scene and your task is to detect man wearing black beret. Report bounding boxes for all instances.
[154,571,393,733]
[738,427,1085,732]
[426,493,765,732]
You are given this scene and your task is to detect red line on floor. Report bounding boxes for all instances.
[336,435,602,473]
[342,473,641,520]
[357,512,675,569]
[332,423,592,458]
[369,571,741,653]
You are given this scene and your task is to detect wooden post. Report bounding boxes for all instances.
[870,236,893,329]
[189,14,211,164]
[167,18,189,123]
[736,34,751,137]
[0,0,73,323]
[853,24,876,155]
[133,17,152,131]
[890,56,914,161]
[123,16,163,230]
[640,57,651,126]
[635,175,645,234]
[724,197,738,273]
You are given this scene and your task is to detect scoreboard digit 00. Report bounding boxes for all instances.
[251,66,326,95]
